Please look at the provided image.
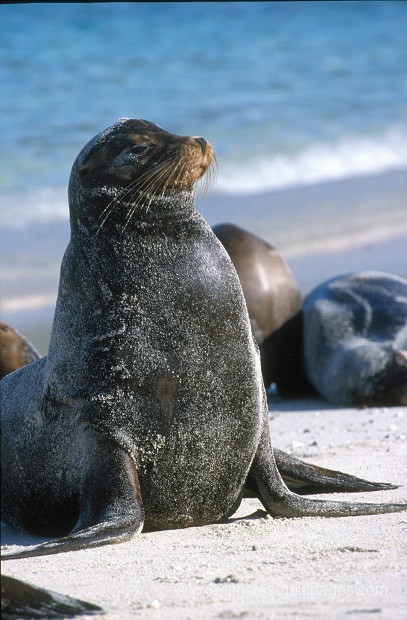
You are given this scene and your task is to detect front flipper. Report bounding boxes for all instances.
[2,439,144,560]
[246,423,406,517]
[273,447,398,495]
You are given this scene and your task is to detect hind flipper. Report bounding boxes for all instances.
[273,447,398,495]
[245,420,406,518]
[2,441,144,560]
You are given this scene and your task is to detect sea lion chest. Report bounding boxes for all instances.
[47,216,263,526]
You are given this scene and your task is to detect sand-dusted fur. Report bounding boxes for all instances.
[213,223,311,396]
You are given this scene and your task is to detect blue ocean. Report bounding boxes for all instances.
[1,2,407,345]
[1,1,407,223]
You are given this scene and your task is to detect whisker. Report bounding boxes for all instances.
[129,157,176,197]
[95,178,143,233]
[95,143,213,235]
[136,172,173,209]
[146,161,182,206]
[95,155,179,234]
[140,160,177,194]
[95,200,120,236]
[167,158,185,187]
[122,203,137,234]
[200,153,217,196]
[122,159,182,230]
[99,151,174,217]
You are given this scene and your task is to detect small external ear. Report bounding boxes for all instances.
[79,164,90,176]
[80,144,114,177]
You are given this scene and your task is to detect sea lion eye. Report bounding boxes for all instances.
[129,144,150,156]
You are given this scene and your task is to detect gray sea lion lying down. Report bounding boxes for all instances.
[303,271,407,406]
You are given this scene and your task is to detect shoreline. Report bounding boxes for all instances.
[198,167,407,263]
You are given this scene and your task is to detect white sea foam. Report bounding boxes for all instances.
[0,187,69,228]
[215,130,407,195]
[0,293,57,313]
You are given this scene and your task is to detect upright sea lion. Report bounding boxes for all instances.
[1,120,405,561]
[213,223,311,396]
[303,271,407,406]
[0,322,41,379]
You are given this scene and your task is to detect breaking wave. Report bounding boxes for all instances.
[215,130,407,194]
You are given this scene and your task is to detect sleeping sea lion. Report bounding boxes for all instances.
[303,271,407,406]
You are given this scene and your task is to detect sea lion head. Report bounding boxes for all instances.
[68,119,215,231]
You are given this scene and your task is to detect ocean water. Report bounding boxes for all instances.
[1,1,407,226]
[1,2,407,340]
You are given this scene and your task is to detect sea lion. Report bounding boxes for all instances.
[0,322,41,379]
[303,271,407,406]
[213,223,312,396]
[1,120,405,561]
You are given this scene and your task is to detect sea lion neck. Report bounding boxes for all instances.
[69,185,197,237]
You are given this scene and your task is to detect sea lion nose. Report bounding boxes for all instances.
[192,136,208,154]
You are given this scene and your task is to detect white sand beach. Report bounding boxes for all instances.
[2,399,406,619]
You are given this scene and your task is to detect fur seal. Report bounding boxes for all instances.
[0,322,41,379]
[1,120,405,560]
[303,271,407,406]
[213,223,311,396]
